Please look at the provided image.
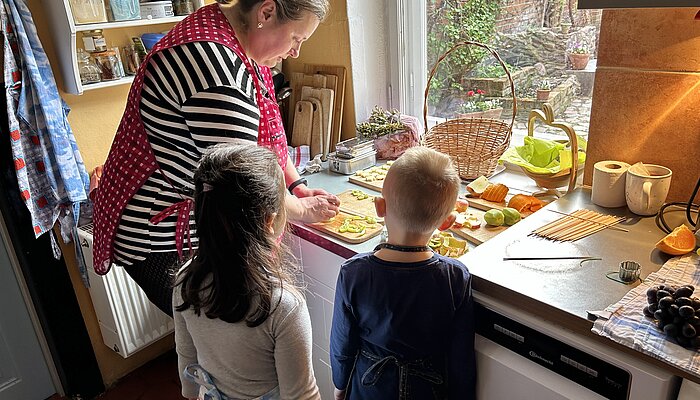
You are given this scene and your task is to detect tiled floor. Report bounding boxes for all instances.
[49,350,185,400]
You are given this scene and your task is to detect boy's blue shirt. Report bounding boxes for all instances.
[330,252,476,400]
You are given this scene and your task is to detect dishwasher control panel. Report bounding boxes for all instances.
[475,303,631,400]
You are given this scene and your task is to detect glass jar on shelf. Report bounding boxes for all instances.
[81,30,108,53]
[68,0,108,24]
[77,49,101,85]
[93,50,123,81]
[173,0,194,16]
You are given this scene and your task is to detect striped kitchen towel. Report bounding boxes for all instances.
[288,145,322,174]
[592,253,700,377]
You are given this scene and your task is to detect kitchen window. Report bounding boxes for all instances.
[390,0,602,144]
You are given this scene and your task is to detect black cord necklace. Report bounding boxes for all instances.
[374,243,432,252]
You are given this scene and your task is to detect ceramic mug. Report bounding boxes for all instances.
[625,164,672,216]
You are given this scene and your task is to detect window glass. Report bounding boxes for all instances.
[423,0,602,145]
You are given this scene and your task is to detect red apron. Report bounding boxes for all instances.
[92,4,288,275]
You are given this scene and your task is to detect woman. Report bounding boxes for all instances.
[93,0,336,316]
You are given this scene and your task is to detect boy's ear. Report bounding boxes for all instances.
[437,211,457,231]
[374,196,386,217]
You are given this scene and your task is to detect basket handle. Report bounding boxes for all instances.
[423,40,517,136]
[527,103,579,194]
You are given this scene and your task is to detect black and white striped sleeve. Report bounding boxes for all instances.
[181,85,260,151]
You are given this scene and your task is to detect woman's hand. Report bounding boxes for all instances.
[286,193,340,223]
[298,194,340,223]
[292,184,332,198]
[334,388,346,400]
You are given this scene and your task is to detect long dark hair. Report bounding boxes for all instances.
[175,144,295,327]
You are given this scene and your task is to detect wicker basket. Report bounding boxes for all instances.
[422,41,516,180]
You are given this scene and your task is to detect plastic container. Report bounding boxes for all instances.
[140,33,166,51]
[69,0,108,24]
[139,1,175,19]
[109,0,140,21]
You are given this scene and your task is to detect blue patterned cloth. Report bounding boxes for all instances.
[592,254,700,378]
[2,0,90,284]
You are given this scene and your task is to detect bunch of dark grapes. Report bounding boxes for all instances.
[644,284,700,348]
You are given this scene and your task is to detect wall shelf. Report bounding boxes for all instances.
[82,76,135,91]
[44,1,191,95]
[74,16,186,32]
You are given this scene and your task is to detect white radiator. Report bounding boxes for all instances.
[77,223,174,358]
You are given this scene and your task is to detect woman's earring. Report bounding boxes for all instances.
[257,22,263,29]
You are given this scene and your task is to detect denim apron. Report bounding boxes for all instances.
[356,349,446,400]
[185,364,281,400]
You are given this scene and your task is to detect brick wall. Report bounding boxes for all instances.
[495,0,602,34]
[496,0,546,34]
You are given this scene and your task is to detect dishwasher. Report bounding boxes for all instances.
[474,293,681,400]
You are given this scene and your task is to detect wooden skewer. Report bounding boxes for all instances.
[551,211,616,240]
[548,209,628,232]
[540,210,593,239]
[531,209,627,242]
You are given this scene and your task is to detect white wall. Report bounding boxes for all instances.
[346,0,391,122]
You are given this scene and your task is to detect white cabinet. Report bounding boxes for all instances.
[44,0,195,94]
[296,236,345,400]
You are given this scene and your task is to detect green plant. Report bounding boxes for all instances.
[570,43,589,54]
[538,79,551,90]
[472,61,514,78]
[356,106,408,140]
[427,0,502,105]
[459,89,501,113]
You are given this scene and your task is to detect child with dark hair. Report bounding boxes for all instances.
[173,144,320,400]
[330,147,476,400]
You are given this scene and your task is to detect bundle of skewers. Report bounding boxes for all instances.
[531,209,628,241]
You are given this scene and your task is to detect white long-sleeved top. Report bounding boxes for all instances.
[173,277,320,400]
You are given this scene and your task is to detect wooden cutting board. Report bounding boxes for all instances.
[336,189,380,220]
[462,192,545,218]
[289,72,327,129]
[307,98,323,157]
[301,86,334,159]
[291,101,313,147]
[348,165,390,192]
[305,211,383,244]
[449,208,509,245]
[304,64,346,150]
[348,175,384,192]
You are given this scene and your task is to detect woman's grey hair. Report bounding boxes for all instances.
[216,0,329,21]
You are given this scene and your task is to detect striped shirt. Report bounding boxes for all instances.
[113,41,260,265]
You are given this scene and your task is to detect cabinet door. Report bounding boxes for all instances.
[0,227,55,399]
[298,237,344,288]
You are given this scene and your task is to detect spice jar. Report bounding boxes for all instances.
[77,48,101,85]
[93,50,122,81]
[82,30,108,53]
[173,0,194,15]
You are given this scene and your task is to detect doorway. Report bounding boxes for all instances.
[0,214,57,399]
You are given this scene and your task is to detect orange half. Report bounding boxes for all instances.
[655,225,697,256]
